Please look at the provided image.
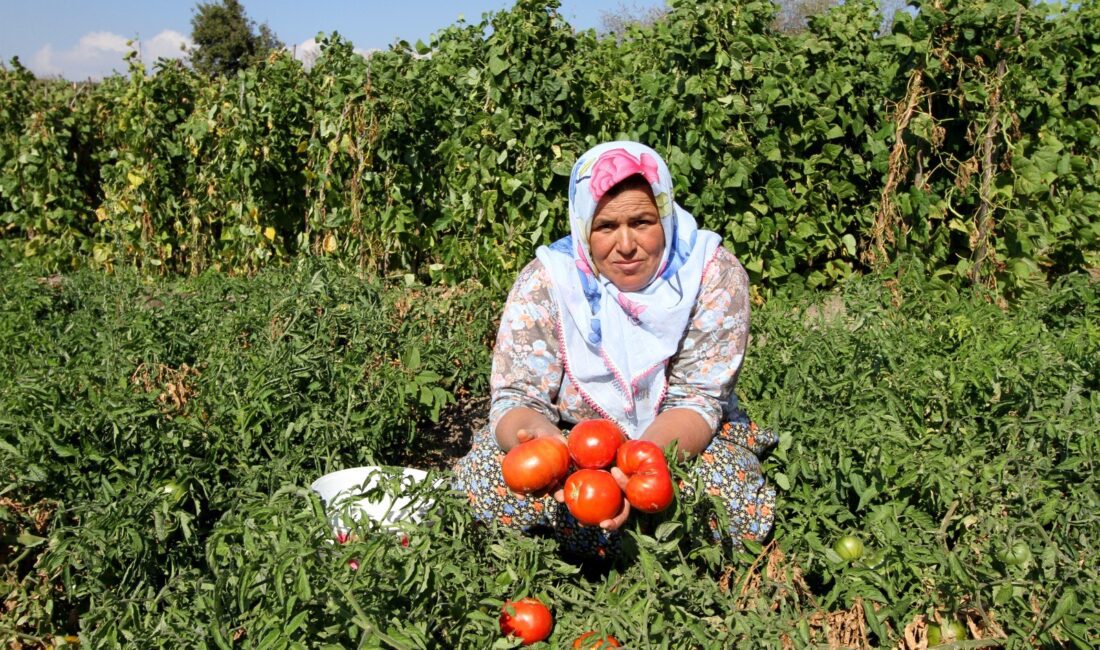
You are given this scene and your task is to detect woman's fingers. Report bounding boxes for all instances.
[600,498,631,532]
[516,427,566,446]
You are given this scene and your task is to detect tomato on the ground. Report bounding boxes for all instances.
[568,419,625,469]
[573,630,621,648]
[500,598,553,645]
[564,469,623,526]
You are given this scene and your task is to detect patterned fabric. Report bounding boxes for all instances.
[450,247,779,556]
[490,247,750,435]
[535,141,722,437]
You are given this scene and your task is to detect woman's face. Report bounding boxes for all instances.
[589,183,665,292]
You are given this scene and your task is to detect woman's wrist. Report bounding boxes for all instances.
[640,408,714,460]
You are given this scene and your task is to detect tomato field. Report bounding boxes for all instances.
[1,259,1095,647]
[1,0,1098,647]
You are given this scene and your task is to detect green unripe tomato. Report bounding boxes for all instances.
[160,481,186,505]
[928,620,967,646]
[833,535,864,562]
[996,540,1031,567]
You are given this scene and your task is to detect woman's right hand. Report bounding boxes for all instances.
[496,406,565,452]
[515,426,568,448]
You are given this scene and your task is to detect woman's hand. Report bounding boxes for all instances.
[496,406,564,452]
[598,467,631,531]
[515,426,567,448]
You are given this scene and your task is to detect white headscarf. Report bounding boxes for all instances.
[536,141,722,437]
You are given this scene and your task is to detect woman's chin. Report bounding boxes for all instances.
[604,263,655,292]
[608,274,650,292]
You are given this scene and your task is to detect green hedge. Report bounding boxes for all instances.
[1,0,1097,296]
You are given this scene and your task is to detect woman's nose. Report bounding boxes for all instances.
[616,228,636,253]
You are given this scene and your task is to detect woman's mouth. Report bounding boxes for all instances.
[614,260,644,272]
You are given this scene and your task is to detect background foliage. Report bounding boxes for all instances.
[1,0,1096,296]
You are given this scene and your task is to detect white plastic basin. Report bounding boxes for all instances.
[310,465,433,534]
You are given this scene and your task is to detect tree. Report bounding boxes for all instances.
[189,0,283,77]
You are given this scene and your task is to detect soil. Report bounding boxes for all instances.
[387,389,489,472]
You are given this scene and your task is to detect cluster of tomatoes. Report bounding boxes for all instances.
[501,418,675,526]
[496,420,673,645]
[499,597,619,647]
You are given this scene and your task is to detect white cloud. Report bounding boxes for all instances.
[292,37,322,68]
[78,31,131,54]
[27,29,193,80]
[291,37,375,70]
[144,30,192,62]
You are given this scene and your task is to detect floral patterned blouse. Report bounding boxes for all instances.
[489,246,750,437]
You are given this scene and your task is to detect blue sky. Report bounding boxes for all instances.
[0,0,666,79]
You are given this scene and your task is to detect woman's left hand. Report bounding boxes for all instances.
[599,467,632,531]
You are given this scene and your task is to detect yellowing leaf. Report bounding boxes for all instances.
[127,171,145,188]
[323,233,337,253]
[264,227,276,241]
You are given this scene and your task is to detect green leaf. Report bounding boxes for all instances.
[487,56,508,77]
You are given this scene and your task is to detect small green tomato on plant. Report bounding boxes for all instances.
[833,535,864,562]
[928,620,967,645]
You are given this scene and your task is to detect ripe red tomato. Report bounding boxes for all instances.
[625,465,674,513]
[567,419,625,469]
[573,631,622,648]
[499,597,553,645]
[564,469,623,526]
[502,438,570,494]
[615,439,666,475]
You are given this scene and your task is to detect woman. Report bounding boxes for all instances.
[452,141,777,557]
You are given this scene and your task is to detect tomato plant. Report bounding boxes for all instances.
[567,419,624,469]
[859,548,886,570]
[615,440,665,475]
[573,631,621,648]
[502,438,570,494]
[564,469,623,526]
[500,598,553,645]
[833,535,864,562]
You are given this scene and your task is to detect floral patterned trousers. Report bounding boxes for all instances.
[450,418,778,558]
